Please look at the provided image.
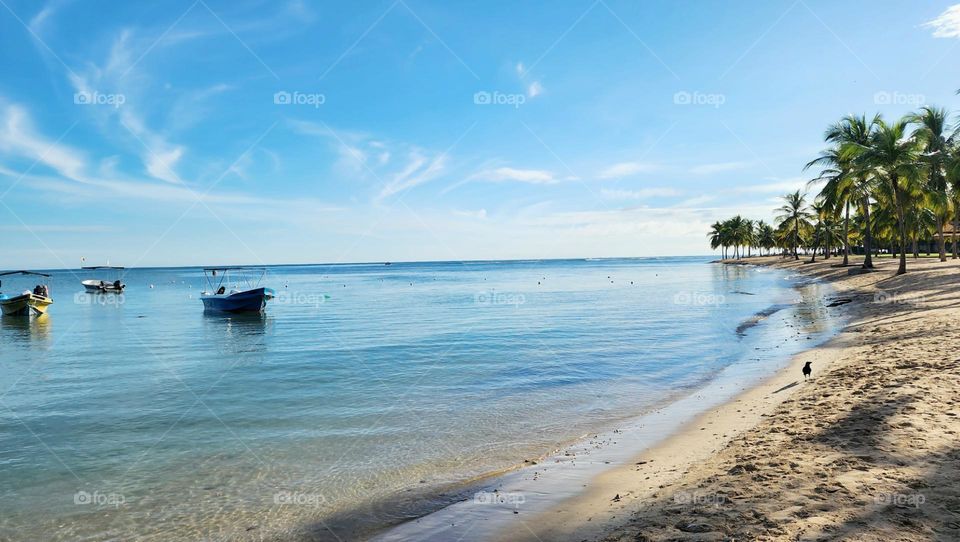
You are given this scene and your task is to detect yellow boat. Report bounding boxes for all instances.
[0,271,53,317]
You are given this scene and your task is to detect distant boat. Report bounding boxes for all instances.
[81,266,126,293]
[200,267,275,313]
[0,271,53,317]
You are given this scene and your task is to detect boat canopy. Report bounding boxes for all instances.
[0,271,51,289]
[0,271,52,277]
[202,267,268,292]
[203,267,266,272]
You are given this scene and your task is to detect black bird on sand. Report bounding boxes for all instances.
[802,361,812,379]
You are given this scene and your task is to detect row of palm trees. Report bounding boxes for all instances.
[707,216,776,259]
[712,102,960,275]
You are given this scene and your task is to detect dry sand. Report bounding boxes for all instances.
[502,255,960,542]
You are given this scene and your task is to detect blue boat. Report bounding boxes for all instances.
[200,268,275,313]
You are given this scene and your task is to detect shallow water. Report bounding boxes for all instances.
[0,257,835,540]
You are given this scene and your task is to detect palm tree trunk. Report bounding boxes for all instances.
[954,207,959,259]
[894,184,908,275]
[793,223,799,260]
[862,196,874,269]
[842,201,850,266]
[937,215,947,261]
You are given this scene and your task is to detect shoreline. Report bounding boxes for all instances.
[369,260,843,541]
[499,255,960,541]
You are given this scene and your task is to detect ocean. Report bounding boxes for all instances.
[0,257,839,540]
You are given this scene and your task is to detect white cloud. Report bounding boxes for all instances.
[453,208,487,219]
[600,187,681,200]
[731,178,807,194]
[597,161,658,179]
[528,81,543,98]
[0,224,113,233]
[472,167,556,184]
[0,101,339,223]
[924,5,960,38]
[66,30,193,186]
[0,103,87,180]
[378,151,447,200]
[672,194,715,207]
[291,120,452,200]
[144,147,185,184]
[689,161,751,175]
[515,60,542,98]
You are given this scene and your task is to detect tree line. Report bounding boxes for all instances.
[710,102,960,275]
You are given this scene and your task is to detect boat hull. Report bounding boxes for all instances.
[0,293,53,317]
[201,287,274,313]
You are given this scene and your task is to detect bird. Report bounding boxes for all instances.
[802,361,812,379]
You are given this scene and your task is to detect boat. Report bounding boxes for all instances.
[200,267,275,313]
[81,266,126,293]
[0,271,54,317]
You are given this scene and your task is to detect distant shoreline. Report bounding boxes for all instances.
[6,255,720,275]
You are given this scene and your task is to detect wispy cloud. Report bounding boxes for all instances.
[924,5,960,38]
[527,81,543,98]
[0,224,113,233]
[597,161,658,179]
[600,187,681,200]
[28,0,70,35]
[689,161,752,175]
[470,167,556,184]
[672,194,715,207]
[290,120,452,201]
[0,100,337,222]
[453,208,487,219]
[731,178,806,194]
[516,61,543,99]
[378,151,447,200]
[0,103,86,180]
[69,29,190,185]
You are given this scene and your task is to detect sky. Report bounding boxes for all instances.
[1,0,960,268]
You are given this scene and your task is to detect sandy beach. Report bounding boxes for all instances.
[500,255,960,542]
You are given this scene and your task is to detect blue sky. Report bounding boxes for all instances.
[1,0,959,268]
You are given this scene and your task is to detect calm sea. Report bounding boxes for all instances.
[0,257,836,540]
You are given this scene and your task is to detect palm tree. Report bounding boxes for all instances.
[850,117,923,275]
[775,191,813,260]
[946,145,960,259]
[756,220,775,255]
[807,200,840,262]
[743,218,756,257]
[728,215,747,259]
[826,114,880,269]
[806,146,854,265]
[909,106,955,262]
[708,221,725,259]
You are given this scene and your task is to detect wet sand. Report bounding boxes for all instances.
[499,255,960,542]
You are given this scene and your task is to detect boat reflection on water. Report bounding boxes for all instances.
[1,313,52,342]
[201,310,271,338]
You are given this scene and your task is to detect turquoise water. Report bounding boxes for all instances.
[0,258,834,540]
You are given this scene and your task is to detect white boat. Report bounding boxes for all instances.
[81,266,126,293]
